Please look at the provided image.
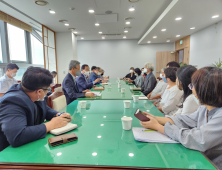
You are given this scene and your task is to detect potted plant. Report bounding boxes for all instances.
[212,58,222,68]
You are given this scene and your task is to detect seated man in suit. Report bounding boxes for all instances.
[62,60,95,105]
[89,66,96,79]
[0,67,71,151]
[76,64,101,92]
[141,63,157,96]
[89,67,107,85]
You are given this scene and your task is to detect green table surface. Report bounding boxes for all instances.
[0,100,215,169]
[78,79,143,100]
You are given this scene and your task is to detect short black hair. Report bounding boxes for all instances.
[95,67,100,71]
[22,67,53,91]
[81,64,89,70]
[130,67,134,70]
[166,61,180,68]
[192,67,222,107]
[164,67,178,82]
[51,71,57,75]
[91,66,96,71]
[134,68,141,76]
[7,63,19,70]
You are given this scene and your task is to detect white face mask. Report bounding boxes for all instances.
[130,70,134,73]
[98,72,101,76]
[11,73,16,78]
[37,90,47,101]
[84,71,89,76]
[192,94,200,105]
[143,68,147,73]
[160,74,163,78]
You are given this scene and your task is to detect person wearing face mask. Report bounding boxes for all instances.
[127,68,144,88]
[141,68,147,78]
[124,67,136,80]
[76,64,100,92]
[62,60,96,105]
[0,67,72,151]
[0,63,19,97]
[147,68,168,103]
[141,63,157,96]
[89,67,107,84]
[172,65,200,116]
[140,67,222,169]
[154,67,183,116]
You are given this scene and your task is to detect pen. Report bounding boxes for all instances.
[64,117,71,119]
[143,129,156,132]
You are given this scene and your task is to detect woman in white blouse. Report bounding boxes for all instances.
[173,65,200,116]
[155,67,183,116]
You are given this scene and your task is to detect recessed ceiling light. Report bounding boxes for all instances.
[153,36,157,38]
[81,37,84,39]
[64,23,69,26]
[129,7,135,12]
[89,9,94,13]
[74,32,78,34]
[190,27,195,29]
[49,9,55,14]
[124,30,128,33]
[126,21,130,25]
[123,36,126,39]
[175,17,182,21]
[176,35,180,37]
[95,23,100,26]
[166,40,170,42]
[147,41,151,43]
[161,29,166,31]
[35,0,48,6]
[102,37,105,39]
[99,32,102,34]
[212,15,219,18]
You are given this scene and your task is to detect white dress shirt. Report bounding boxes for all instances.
[159,85,183,116]
[150,80,167,103]
[0,74,18,93]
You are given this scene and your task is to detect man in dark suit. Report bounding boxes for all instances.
[141,63,157,96]
[0,67,71,151]
[62,60,95,105]
[76,64,101,92]
[89,67,107,85]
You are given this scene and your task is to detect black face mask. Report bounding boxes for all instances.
[101,73,104,76]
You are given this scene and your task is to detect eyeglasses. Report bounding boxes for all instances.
[188,83,193,90]
[42,88,49,91]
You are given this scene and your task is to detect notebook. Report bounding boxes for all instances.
[87,91,101,96]
[50,123,78,136]
[132,127,178,143]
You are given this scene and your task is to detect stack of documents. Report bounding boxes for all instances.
[132,127,178,143]
[87,92,101,96]
[101,83,109,85]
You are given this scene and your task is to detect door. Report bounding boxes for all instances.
[156,51,176,77]
[183,47,189,64]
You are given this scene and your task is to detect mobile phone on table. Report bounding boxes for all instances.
[134,109,150,122]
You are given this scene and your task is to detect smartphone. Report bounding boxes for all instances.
[134,109,150,122]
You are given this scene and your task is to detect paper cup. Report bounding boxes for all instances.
[118,83,121,88]
[121,116,133,130]
[79,101,87,108]
[121,88,125,93]
[108,83,112,88]
[133,95,139,102]
[124,100,131,108]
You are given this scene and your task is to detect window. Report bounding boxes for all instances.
[7,24,27,62]
[14,68,27,81]
[0,36,2,63]
[31,34,44,65]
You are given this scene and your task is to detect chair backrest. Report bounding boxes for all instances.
[51,84,61,92]
[54,86,63,92]
[47,91,64,108]
[52,95,67,112]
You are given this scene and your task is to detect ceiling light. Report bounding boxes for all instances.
[190,27,195,29]
[161,29,166,31]
[147,41,151,43]
[102,37,105,39]
[99,32,102,34]
[153,36,157,38]
[124,30,128,33]
[126,21,130,25]
[49,9,55,14]
[35,0,48,6]
[95,23,100,26]
[175,17,182,21]
[123,36,126,39]
[166,40,170,42]
[81,37,84,39]
[129,7,135,12]
[64,23,69,26]
[74,32,78,34]
[212,15,219,18]
[89,9,94,13]
[176,35,180,37]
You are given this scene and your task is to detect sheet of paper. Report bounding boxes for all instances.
[87,92,101,96]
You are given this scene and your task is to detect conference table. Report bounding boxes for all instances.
[0,80,217,170]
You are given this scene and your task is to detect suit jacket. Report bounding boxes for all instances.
[62,73,85,105]
[0,84,58,151]
[76,73,94,92]
[89,72,101,85]
[125,73,136,80]
[141,72,157,96]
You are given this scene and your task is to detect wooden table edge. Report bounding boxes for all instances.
[201,152,218,170]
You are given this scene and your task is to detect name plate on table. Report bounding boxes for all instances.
[133,87,141,91]
[93,87,105,90]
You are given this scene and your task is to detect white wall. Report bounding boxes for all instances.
[77,40,174,78]
[190,21,222,68]
[56,32,77,83]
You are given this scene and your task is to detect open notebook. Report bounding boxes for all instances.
[132,127,178,143]
[87,91,101,96]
